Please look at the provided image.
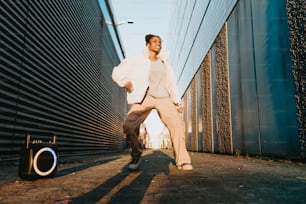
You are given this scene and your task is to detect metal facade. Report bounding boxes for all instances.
[168,0,302,157]
[227,0,299,156]
[0,0,126,160]
[168,0,237,92]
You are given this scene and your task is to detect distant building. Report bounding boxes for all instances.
[160,128,172,149]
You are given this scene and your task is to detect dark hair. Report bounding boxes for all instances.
[145,34,160,45]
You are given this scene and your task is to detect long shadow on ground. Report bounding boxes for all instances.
[71,150,174,204]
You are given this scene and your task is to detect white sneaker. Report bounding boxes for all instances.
[128,156,142,170]
[177,164,193,171]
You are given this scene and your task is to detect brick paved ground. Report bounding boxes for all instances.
[1,149,306,204]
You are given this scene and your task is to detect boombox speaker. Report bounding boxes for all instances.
[19,133,58,180]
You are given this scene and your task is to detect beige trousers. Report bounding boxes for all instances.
[123,94,191,166]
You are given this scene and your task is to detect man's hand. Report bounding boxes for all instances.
[176,106,183,113]
[124,81,133,93]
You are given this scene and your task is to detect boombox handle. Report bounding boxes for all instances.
[24,132,57,148]
[25,132,31,149]
[52,134,56,144]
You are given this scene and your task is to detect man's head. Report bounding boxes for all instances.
[145,34,162,54]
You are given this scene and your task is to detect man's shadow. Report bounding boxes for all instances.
[71,150,174,204]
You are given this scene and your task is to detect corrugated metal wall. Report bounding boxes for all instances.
[170,0,302,157]
[0,0,126,160]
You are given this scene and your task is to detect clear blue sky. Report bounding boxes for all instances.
[109,0,176,57]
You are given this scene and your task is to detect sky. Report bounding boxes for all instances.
[109,0,177,139]
[109,0,176,57]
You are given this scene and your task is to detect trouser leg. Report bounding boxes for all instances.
[123,98,153,158]
[155,98,191,165]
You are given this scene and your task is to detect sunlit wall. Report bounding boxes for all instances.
[168,0,303,157]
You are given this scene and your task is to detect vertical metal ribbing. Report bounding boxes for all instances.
[249,1,262,156]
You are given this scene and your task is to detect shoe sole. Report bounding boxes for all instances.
[128,158,142,170]
[183,165,193,170]
[177,164,193,171]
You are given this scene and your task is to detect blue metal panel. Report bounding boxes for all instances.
[183,88,193,151]
[196,70,203,151]
[228,0,299,156]
[227,0,261,155]
[251,0,298,156]
[169,0,238,94]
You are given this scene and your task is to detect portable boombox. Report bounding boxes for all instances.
[19,133,58,180]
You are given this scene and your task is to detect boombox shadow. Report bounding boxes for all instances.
[55,157,120,178]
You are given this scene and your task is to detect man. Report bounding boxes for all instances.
[112,34,193,171]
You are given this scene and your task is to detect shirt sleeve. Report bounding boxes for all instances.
[112,59,131,87]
